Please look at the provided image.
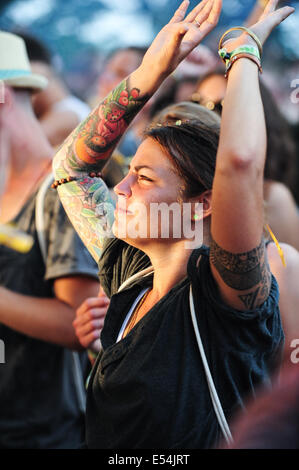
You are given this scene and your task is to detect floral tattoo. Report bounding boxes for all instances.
[69,79,145,171]
[53,78,148,262]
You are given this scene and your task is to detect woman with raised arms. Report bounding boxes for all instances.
[53,0,294,449]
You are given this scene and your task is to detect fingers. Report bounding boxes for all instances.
[208,0,222,24]
[74,315,105,337]
[73,305,106,348]
[76,295,109,316]
[169,0,211,25]
[74,305,107,327]
[78,330,102,349]
[185,0,210,22]
[192,0,214,27]
[98,285,106,297]
[267,5,295,26]
[169,0,190,24]
[260,0,294,21]
[262,0,280,15]
[195,0,222,35]
[73,292,109,348]
[256,3,295,42]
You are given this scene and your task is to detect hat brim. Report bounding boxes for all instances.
[2,73,48,91]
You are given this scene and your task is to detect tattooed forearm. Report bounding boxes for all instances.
[210,237,272,309]
[52,78,148,262]
[53,78,148,182]
[71,80,144,169]
[58,176,115,262]
[68,79,146,172]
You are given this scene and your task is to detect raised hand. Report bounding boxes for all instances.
[140,0,222,78]
[52,1,222,267]
[222,0,294,52]
[251,0,294,45]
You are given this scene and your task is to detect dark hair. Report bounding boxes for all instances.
[14,31,52,65]
[145,116,219,200]
[260,81,297,192]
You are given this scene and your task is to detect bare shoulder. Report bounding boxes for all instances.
[264,181,297,208]
[267,242,299,280]
[264,181,299,251]
[267,242,299,342]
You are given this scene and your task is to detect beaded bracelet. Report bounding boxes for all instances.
[51,171,102,189]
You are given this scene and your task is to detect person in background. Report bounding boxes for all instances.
[222,361,299,449]
[16,32,91,148]
[172,43,221,103]
[53,0,294,448]
[0,31,102,449]
[19,31,126,189]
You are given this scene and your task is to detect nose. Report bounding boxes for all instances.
[114,173,133,198]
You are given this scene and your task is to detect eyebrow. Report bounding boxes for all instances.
[129,165,155,172]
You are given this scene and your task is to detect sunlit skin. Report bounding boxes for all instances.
[52,0,299,371]
[113,137,197,248]
[196,73,227,106]
[54,0,295,318]
[98,49,144,101]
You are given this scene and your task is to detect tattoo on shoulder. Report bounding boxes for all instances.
[210,237,272,309]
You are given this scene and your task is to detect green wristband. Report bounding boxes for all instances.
[218,48,231,65]
[219,45,260,67]
[230,45,260,61]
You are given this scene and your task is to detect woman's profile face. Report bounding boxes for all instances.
[113,137,189,247]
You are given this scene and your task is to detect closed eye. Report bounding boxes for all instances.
[137,174,154,182]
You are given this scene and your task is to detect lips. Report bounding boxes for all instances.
[115,204,133,216]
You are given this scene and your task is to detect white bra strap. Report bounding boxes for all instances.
[117,266,154,293]
[189,284,233,445]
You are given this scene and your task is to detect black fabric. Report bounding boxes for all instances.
[0,184,99,449]
[86,238,283,449]
[227,363,299,449]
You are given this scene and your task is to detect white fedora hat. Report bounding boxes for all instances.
[0,31,48,91]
